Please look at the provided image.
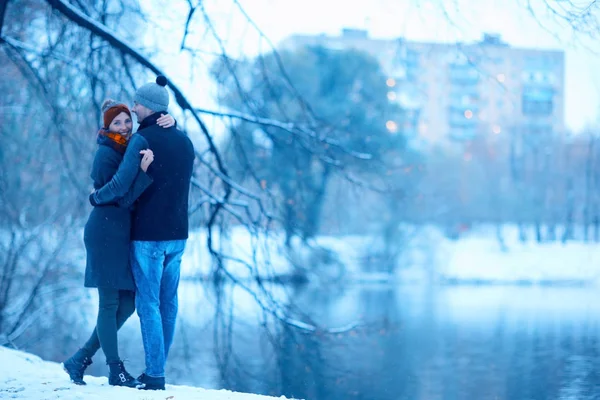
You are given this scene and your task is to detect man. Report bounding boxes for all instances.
[90,75,195,390]
[129,75,195,390]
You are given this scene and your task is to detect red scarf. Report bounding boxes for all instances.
[97,128,129,154]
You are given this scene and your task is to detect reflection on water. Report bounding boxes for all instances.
[26,282,600,400]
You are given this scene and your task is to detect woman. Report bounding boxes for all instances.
[62,99,175,387]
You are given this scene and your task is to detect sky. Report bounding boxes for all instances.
[142,0,600,133]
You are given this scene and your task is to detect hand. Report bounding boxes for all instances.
[140,149,154,172]
[89,192,98,207]
[156,113,175,128]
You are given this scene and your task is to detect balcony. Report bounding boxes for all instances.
[449,95,480,110]
[523,122,552,135]
[448,104,479,119]
[399,109,421,126]
[449,126,477,141]
[449,116,478,128]
[449,65,480,85]
[522,86,554,116]
[406,67,419,81]
[450,86,480,97]
[391,48,420,81]
[523,85,554,97]
[522,100,553,116]
[405,49,420,68]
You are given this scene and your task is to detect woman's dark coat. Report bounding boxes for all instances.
[84,134,152,290]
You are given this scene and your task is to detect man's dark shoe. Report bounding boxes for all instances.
[108,361,140,388]
[137,372,165,390]
[62,350,93,385]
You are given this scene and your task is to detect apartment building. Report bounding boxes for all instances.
[279,29,565,149]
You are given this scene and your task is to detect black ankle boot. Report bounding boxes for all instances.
[62,350,93,385]
[137,373,166,390]
[108,361,140,388]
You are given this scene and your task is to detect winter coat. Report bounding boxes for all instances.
[92,112,195,241]
[84,134,152,290]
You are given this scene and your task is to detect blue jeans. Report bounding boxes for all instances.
[130,239,186,378]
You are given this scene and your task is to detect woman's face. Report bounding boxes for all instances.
[108,112,133,135]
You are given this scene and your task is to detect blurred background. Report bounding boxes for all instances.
[2,0,600,399]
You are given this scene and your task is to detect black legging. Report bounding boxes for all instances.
[80,289,135,364]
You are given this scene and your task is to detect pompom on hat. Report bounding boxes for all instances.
[134,75,169,112]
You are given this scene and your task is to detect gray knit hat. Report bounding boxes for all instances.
[134,75,169,112]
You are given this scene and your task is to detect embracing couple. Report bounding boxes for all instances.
[61,76,195,391]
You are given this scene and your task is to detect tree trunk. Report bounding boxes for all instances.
[302,165,331,240]
[535,222,542,243]
[546,224,556,241]
[496,223,508,252]
[518,223,527,243]
[583,136,595,242]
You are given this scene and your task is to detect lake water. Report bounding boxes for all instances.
[28,281,600,400]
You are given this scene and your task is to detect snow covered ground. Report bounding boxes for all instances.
[0,346,294,400]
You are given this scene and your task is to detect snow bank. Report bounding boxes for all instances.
[439,227,600,285]
[0,346,294,400]
[8,223,600,286]
[180,224,600,285]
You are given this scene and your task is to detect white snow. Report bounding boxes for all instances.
[180,224,600,286]
[0,346,295,400]
[437,225,600,285]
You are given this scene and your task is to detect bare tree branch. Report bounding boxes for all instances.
[0,0,9,37]
[43,0,239,278]
[195,107,372,161]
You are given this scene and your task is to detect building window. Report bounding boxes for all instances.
[449,64,480,85]
[522,100,553,115]
[449,126,477,140]
[522,86,554,116]
[525,123,552,135]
